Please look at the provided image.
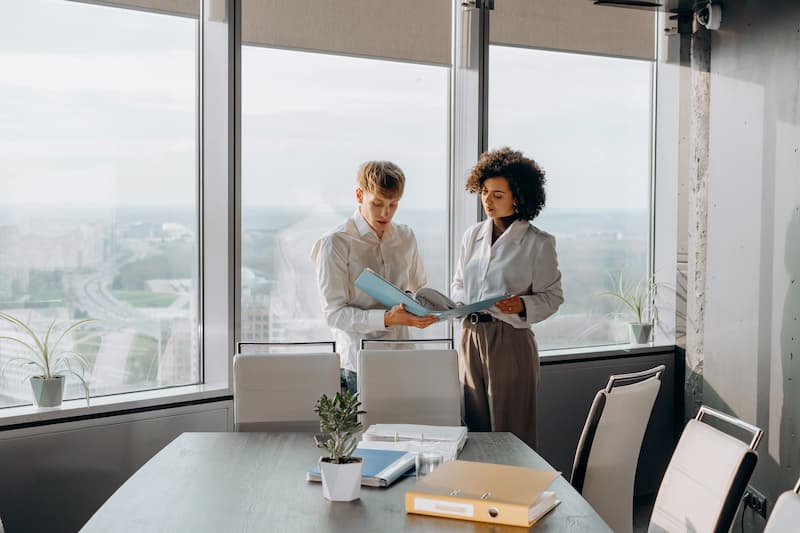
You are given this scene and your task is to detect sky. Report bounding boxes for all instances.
[0,0,652,211]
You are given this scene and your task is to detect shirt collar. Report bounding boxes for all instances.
[475,218,529,244]
[352,208,392,239]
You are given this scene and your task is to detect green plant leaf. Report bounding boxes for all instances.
[0,312,46,357]
[50,319,95,357]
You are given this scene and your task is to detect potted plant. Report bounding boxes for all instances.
[314,390,366,502]
[0,312,94,407]
[599,272,663,345]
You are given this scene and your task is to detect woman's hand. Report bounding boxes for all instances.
[496,296,524,315]
[384,304,439,329]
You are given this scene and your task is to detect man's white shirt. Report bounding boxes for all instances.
[311,209,427,372]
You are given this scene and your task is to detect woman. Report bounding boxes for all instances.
[451,147,563,449]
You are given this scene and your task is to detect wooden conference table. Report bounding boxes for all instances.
[81,432,611,532]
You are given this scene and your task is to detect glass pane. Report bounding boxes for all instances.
[241,47,449,345]
[0,0,200,408]
[489,45,652,349]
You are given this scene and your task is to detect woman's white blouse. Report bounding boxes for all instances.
[451,219,563,328]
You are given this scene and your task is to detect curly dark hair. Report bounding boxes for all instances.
[465,147,546,221]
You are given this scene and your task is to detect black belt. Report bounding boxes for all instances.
[466,312,496,324]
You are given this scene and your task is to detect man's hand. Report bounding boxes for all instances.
[384,304,438,329]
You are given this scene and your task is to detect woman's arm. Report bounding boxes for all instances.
[450,231,469,305]
[520,233,564,324]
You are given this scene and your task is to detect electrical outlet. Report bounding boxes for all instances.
[743,486,768,519]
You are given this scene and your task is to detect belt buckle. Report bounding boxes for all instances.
[468,313,479,325]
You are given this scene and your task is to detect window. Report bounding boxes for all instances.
[0,0,200,408]
[240,47,450,344]
[488,46,653,349]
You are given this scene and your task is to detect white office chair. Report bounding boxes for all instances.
[570,365,665,533]
[233,342,340,432]
[648,405,763,533]
[358,346,460,427]
[763,476,800,533]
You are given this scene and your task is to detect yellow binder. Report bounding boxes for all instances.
[404,460,560,527]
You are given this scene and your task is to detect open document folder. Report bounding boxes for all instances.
[354,268,508,319]
[362,424,468,462]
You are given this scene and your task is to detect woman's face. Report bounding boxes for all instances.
[481,176,516,219]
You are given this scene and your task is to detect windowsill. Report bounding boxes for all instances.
[0,343,676,429]
[0,382,232,430]
[540,342,675,363]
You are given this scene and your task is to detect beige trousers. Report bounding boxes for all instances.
[460,319,540,450]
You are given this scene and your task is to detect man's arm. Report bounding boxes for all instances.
[312,236,386,335]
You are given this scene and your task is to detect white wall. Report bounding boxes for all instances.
[702,0,800,521]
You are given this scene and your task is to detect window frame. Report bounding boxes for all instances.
[0,1,680,426]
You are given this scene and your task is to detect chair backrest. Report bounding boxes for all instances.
[648,406,763,533]
[763,476,800,533]
[358,348,460,427]
[233,349,340,432]
[570,365,664,533]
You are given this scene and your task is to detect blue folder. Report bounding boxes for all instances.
[307,448,415,488]
[354,268,508,319]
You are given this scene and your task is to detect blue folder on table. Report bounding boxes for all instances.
[354,268,508,319]
[306,448,415,488]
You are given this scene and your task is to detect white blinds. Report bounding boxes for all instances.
[242,0,451,66]
[70,0,452,66]
[490,0,656,61]
[69,0,199,18]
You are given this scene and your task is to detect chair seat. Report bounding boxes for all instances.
[648,407,762,533]
[234,350,340,432]
[358,348,460,427]
[763,490,800,533]
[571,365,664,533]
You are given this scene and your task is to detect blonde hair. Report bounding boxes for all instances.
[357,161,405,198]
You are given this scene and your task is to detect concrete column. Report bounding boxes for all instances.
[684,22,711,417]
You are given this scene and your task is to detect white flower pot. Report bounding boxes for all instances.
[30,375,65,407]
[319,458,362,502]
[629,323,653,345]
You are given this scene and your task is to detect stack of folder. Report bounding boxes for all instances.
[306,446,415,488]
[405,460,560,527]
[362,424,468,461]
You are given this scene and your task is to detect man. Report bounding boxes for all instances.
[311,161,437,393]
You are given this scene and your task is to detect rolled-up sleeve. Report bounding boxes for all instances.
[450,232,468,305]
[407,230,428,293]
[311,236,387,334]
[521,233,564,324]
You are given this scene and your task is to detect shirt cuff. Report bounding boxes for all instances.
[368,309,388,331]
[521,296,534,323]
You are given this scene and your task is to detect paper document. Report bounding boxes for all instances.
[362,424,468,461]
[354,268,508,319]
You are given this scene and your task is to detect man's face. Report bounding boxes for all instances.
[356,188,400,236]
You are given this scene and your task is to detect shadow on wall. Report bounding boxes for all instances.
[780,207,800,488]
[702,207,800,530]
[717,2,800,128]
